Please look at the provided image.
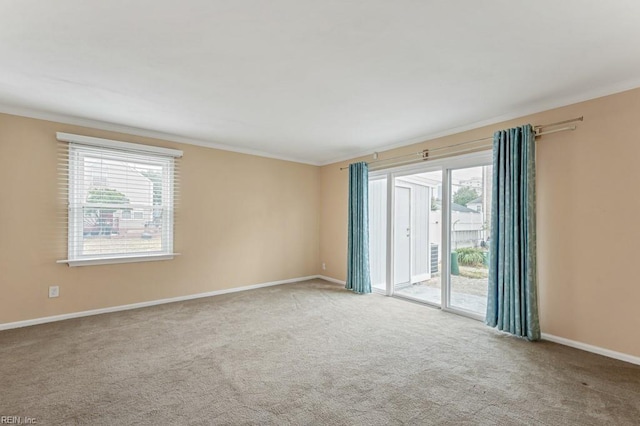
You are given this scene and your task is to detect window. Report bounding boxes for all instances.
[57,133,182,266]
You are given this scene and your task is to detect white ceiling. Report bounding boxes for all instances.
[2,1,640,165]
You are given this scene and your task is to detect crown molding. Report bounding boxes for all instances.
[319,78,640,166]
[0,104,321,166]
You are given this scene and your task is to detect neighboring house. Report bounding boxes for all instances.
[83,159,155,236]
[467,196,483,213]
[458,177,482,189]
[467,191,492,246]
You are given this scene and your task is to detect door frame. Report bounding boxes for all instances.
[369,150,493,320]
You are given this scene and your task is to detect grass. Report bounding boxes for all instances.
[459,265,489,279]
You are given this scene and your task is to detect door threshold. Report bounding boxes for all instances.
[392,293,442,309]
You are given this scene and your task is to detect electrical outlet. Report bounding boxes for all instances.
[49,286,59,298]
[322,262,326,270]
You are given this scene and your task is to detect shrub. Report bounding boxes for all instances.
[456,247,485,267]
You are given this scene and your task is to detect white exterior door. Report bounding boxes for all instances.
[411,184,430,283]
[394,186,411,287]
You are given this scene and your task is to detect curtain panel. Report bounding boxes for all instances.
[346,162,372,294]
[486,124,540,340]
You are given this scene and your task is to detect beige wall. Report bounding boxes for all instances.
[0,113,320,324]
[320,88,640,358]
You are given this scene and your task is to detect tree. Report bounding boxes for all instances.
[452,186,479,207]
[431,196,440,211]
[86,188,129,211]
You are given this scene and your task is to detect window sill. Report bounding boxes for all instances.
[57,253,180,267]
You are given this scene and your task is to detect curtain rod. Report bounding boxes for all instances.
[339,116,583,171]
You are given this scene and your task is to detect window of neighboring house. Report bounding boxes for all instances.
[57,133,182,266]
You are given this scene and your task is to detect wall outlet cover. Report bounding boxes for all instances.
[49,286,59,298]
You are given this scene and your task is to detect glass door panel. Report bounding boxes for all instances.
[368,177,387,292]
[448,165,492,316]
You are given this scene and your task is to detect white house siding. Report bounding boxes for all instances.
[368,179,387,288]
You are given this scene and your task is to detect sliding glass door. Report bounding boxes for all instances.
[368,151,492,320]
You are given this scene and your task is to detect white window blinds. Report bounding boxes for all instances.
[57,133,182,266]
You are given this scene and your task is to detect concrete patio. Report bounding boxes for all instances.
[394,273,488,315]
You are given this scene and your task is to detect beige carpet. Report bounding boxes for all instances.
[1,279,639,425]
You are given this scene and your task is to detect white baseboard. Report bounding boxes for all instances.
[542,333,640,366]
[0,275,320,331]
[317,275,346,285]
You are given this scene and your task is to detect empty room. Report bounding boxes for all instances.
[1,1,640,425]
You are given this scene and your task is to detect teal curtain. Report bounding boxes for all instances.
[345,162,372,294]
[486,124,540,340]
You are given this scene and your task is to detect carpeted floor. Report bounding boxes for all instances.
[1,279,639,425]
